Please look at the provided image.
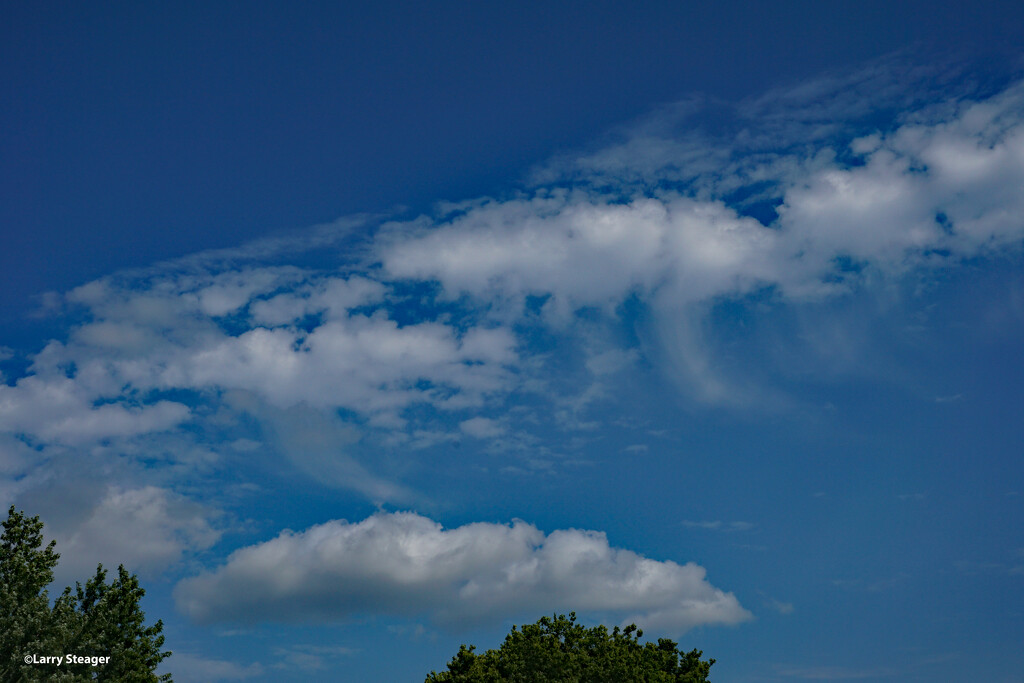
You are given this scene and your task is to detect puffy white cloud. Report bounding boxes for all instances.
[0,264,518,450]
[176,268,305,318]
[174,511,751,633]
[0,256,522,500]
[249,275,385,326]
[174,316,516,413]
[39,485,221,580]
[383,194,782,312]
[4,67,1023,492]
[372,75,1024,406]
[777,84,1024,276]
[0,374,190,446]
[386,81,1024,313]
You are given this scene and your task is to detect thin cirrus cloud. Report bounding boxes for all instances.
[0,63,1021,607]
[173,511,751,634]
[1,70,1021,459]
[382,79,1024,309]
[376,75,1024,402]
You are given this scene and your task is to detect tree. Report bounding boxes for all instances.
[0,506,172,682]
[426,613,715,683]
[0,506,61,682]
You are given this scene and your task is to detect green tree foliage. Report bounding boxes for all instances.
[0,506,61,682]
[426,613,715,683]
[0,506,172,682]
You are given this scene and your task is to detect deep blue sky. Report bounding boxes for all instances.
[5,0,1024,318]
[3,3,1024,683]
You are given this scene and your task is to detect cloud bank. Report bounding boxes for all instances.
[385,79,1024,309]
[1,71,1020,458]
[174,511,750,634]
[1,64,1022,607]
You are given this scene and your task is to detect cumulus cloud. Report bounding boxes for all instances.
[174,512,750,634]
[375,74,1024,404]
[0,262,517,449]
[3,63,1023,502]
[0,375,190,446]
[64,269,515,417]
[172,316,515,413]
[24,485,222,581]
[384,80,1024,311]
[382,194,782,311]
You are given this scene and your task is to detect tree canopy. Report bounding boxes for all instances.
[426,613,714,683]
[0,505,172,682]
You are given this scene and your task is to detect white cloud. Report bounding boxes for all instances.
[249,275,385,326]
[171,268,305,318]
[386,82,1024,313]
[0,433,35,476]
[170,317,514,412]
[271,645,356,672]
[38,485,221,580]
[0,374,190,446]
[75,272,515,415]
[382,194,781,312]
[243,399,410,501]
[763,595,795,615]
[583,348,637,376]
[374,76,1024,405]
[174,511,750,634]
[0,262,517,453]
[4,66,1023,503]
[539,58,960,195]
[459,417,506,438]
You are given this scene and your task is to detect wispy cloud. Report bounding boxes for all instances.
[761,595,795,615]
[682,519,755,532]
[270,645,357,673]
[167,654,263,683]
[2,67,1022,509]
[1,65,1022,654]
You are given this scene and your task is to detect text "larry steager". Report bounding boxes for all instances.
[24,654,110,666]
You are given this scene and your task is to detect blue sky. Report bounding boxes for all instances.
[3,2,1024,681]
